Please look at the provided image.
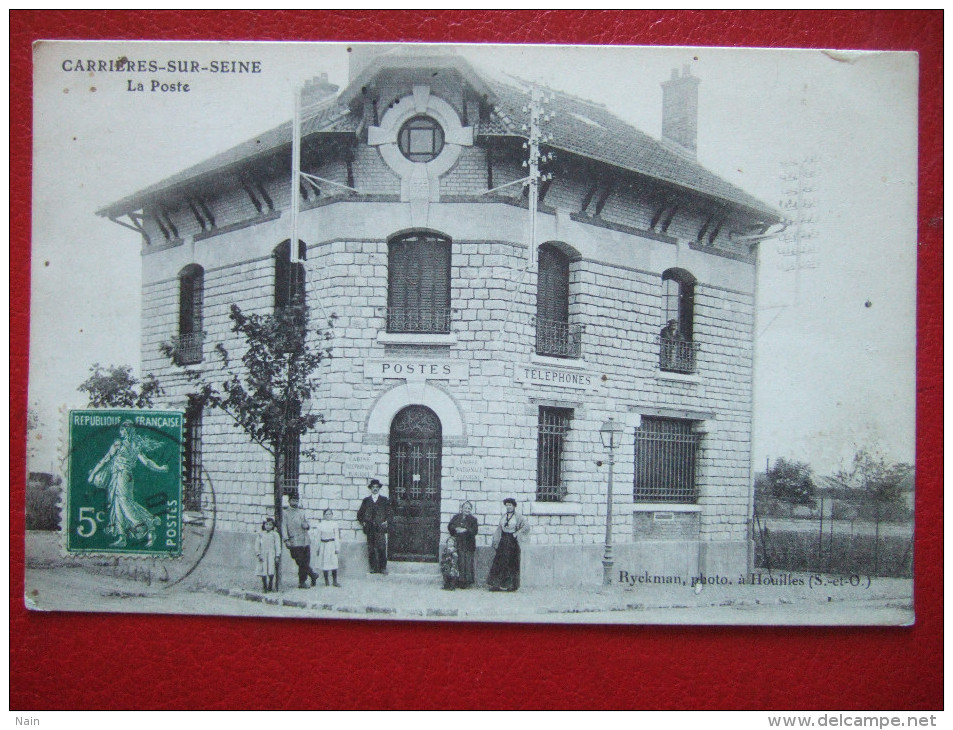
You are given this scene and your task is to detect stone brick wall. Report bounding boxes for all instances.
[135,108,760,565]
[633,510,700,540]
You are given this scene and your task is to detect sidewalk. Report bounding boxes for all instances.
[24,532,914,624]
[182,569,915,624]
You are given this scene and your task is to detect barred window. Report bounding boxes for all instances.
[282,430,301,500]
[183,397,203,512]
[176,265,204,365]
[536,244,581,358]
[537,406,572,502]
[634,417,700,504]
[387,232,451,333]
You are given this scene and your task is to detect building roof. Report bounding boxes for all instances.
[483,75,779,221]
[98,56,779,223]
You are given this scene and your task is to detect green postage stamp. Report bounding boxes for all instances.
[67,410,183,556]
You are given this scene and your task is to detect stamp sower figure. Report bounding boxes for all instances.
[486,498,529,592]
[282,495,318,588]
[256,517,281,592]
[357,478,391,574]
[317,508,341,587]
[87,420,167,548]
[447,500,479,589]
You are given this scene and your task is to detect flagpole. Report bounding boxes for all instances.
[290,84,302,263]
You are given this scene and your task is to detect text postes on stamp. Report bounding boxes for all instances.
[67,410,183,556]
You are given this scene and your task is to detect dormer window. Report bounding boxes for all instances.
[397,116,445,163]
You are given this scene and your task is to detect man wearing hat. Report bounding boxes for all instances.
[357,479,392,574]
[282,494,318,588]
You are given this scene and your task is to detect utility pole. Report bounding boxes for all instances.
[523,84,553,271]
[487,84,554,344]
[778,157,819,304]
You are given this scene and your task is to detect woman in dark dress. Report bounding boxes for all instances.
[447,501,479,588]
[486,498,529,592]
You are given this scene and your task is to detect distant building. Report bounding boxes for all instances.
[100,48,780,585]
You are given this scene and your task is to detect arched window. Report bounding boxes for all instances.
[387,232,452,333]
[176,264,204,365]
[274,240,307,312]
[660,268,697,373]
[536,243,581,358]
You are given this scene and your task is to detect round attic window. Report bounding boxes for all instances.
[397,115,445,163]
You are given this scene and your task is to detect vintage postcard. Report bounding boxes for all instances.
[26,41,918,625]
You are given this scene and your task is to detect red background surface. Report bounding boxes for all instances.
[10,10,942,710]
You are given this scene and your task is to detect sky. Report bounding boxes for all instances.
[28,42,918,476]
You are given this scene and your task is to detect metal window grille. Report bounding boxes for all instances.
[173,331,205,367]
[390,406,442,502]
[536,317,583,358]
[634,418,700,503]
[386,306,452,334]
[391,442,441,501]
[282,431,300,498]
[537,407,572,502]
[658,335,699,374]
[183,398,203,512]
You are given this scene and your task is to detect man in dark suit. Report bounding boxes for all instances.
[357,478,392,574]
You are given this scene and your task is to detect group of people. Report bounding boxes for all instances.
[255,478,530,593]
[441,498,528,592]
[256,496,342,591]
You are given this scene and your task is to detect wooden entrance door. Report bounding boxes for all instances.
[388,406,442,562]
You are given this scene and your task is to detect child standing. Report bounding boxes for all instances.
[256,517,281,592]
[316,508,341,587]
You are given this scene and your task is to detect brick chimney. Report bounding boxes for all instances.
[301,72,339,106]
[347,43,402,82]
[661,65,700,156]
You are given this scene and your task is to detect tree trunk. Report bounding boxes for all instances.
[273,449,285,590]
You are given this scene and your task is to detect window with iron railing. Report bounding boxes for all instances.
[536,244,581,358]
[387,232,452,334]
[536,318,583,359]
[634,417,700,504]
[660,268,696,373]
[537,406,573,502]
[183,396,203,512]
[175,265,204,365]
[657,335,699,374]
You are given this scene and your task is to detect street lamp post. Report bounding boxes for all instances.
[599,417,622,587]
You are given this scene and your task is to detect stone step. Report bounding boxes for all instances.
[385,561,441,574]
[366,572,443,585]
[367,561,442,583]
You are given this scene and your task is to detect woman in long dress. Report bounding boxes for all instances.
[447,501,479,589]
[87,421,167,548]
[486,498,529,592]
[316,508,341,587]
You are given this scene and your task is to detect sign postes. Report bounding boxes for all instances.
[363,359,469,382]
